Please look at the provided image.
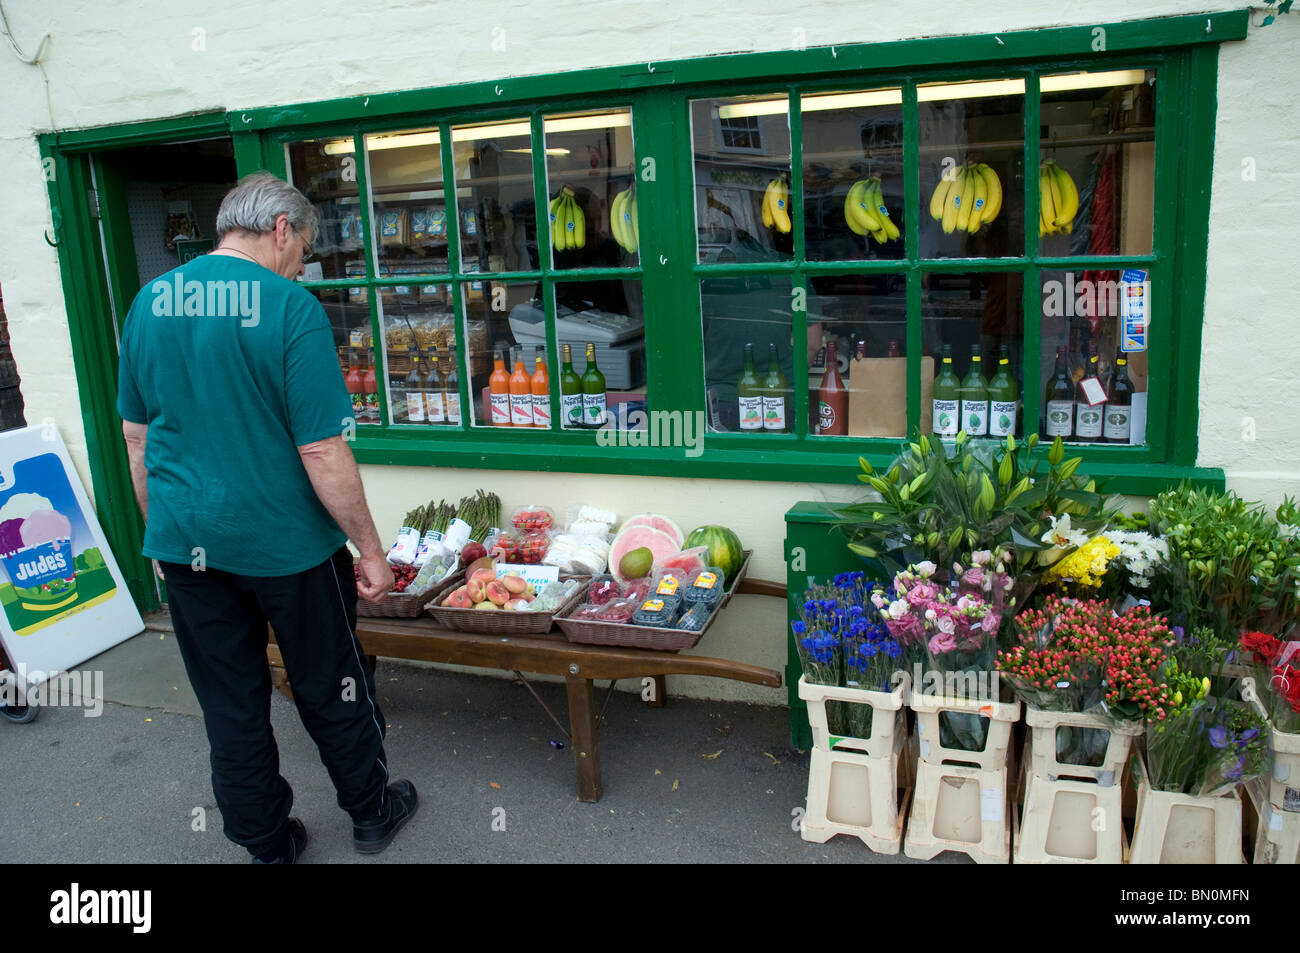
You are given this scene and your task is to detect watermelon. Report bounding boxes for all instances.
[683,525,744,585]
[619,513,684,549]
[659,545,709,576]
[608,524,680,583]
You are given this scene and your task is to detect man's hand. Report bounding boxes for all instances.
[356,553,395,602]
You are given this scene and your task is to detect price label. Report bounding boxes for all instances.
[641,599,665,612]
[1080,377,1108,407]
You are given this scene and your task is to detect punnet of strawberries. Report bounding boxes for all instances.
[355,562,420,594]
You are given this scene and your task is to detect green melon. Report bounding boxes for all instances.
[683,525,745,585]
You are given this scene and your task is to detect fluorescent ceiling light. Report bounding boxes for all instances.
[505,148,571,156]
[716,99,789,119]
[321,138,358,155]
[544,113,631,133]
[364,130,440,151]
[1040,69,1149,92]
[452,121,531,142]
[802,89,903,111]
[918,79,1026,101]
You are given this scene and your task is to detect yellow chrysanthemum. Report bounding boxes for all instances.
[1046,535,1120,588]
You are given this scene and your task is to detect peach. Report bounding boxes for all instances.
[502,575,527,595]
[473,600,497,610]
[470,567,497,585]
[443,586,471,608]
[467,578,487,604]
[486,580,510,606]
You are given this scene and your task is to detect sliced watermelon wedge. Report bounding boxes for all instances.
[618,513,685,549]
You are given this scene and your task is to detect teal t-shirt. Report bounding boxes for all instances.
[116,255,354,576]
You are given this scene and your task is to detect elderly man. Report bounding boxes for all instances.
[117,172,418,863]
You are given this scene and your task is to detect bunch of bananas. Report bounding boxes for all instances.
[928,162,1003,235]
[550,186,586,251]
[610,186,639,254]
[1038,159,1079,237]
[843,177,899,244]
[761,176,792,234]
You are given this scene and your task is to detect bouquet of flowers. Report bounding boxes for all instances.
[1142,642,1272,796]
[1240,631,1300,734]
[871,551,1016,685]
[997,597,1174,717]
[794,572,901,738]
[1040,521,1168,604]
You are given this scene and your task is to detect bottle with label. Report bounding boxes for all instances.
[405,345,426,424]
[424,345,446,424]
[887,339,901,359]
[509,348,534,427]
[854,340,867,361]
[531,346,551,429]
[737,343,764,431]
[362,349,379,424]
[444,345,462,425]
[388,350,408,425]
[932,344,960,437]
[762,342,788,433]
[345,349,364,423]
[1073,342,1103,442]
[959,345,989,436]
[1044,344,1074,439]
[987,345,1018,437]
[560,343,584,429]
[1104,354,1133,444]
[581,342,607,427]
[489,349,511,427]
[817,340,848,436]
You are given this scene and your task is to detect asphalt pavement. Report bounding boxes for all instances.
[2,612,965,864]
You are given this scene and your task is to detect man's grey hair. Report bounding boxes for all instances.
[215,172,319,240]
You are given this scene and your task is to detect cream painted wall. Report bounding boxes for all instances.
[0,1,1295,702]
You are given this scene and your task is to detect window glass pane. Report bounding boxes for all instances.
[691,95,792,264]
[378,282,459,426]
[921,272,1025,438]
[544,109,639,269]
[700,277,794,433]
[287,137,363,281]
[312,287,378,425]
[801,88,904,262]
[451,119,537,275]
[1038,268,1148,445]
[1039,69,1155,256]
[364,128,449,279]
[551,281,645,430]
[807,274,907,437]
[918,79,1025,260]
[463,279,541,428]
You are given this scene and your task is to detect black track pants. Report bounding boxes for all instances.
[161,546,390,860]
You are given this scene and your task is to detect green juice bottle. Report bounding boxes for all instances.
[560,343,584,429]
[987,344,1018,437]
[580,342,607,427]
[762,343,788,433]
[737,343,764,431]
[932,344,960,437]
[959,345,989,437]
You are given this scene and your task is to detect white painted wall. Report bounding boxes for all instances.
[0,1,1295,702]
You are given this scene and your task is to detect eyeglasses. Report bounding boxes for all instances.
[292,226,314,264]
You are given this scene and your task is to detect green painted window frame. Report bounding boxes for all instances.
[41,12,1242,513]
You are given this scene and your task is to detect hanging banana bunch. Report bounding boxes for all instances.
[609,185,639,254]
[761,175,792,234]
[1038,159,1080,238]
[549,186,586,251]
[928,162,1003,235]
[843,176,900,245]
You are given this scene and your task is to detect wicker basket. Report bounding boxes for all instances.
[355,564,460,618]
[424,578,587,634]
[555,598,722,652]
[717,550,751,607]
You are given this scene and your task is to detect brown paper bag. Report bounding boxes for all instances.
[848,356,935,438]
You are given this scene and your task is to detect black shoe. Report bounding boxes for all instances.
[353,780,419,855]
[252,818,307,864]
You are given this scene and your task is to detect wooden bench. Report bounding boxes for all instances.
[267,578,785,802]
